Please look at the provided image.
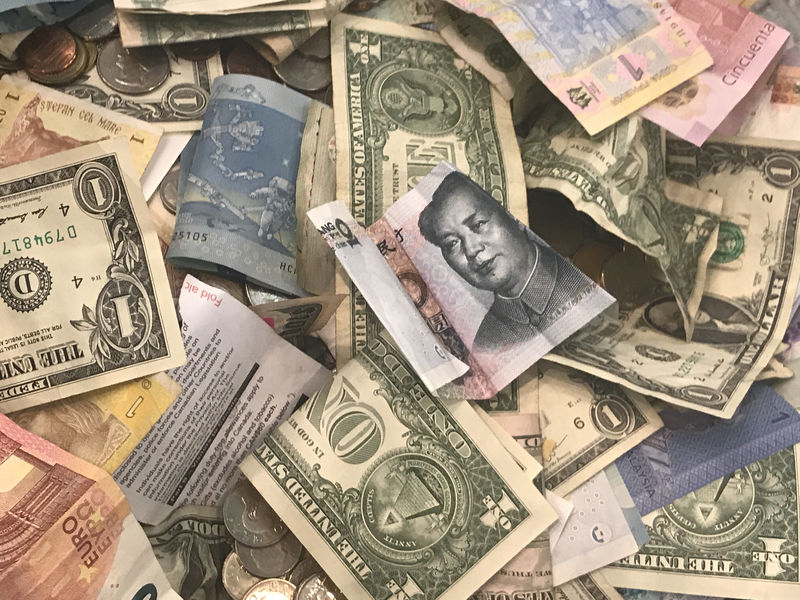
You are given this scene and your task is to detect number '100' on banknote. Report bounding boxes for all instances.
[0,139,185,413]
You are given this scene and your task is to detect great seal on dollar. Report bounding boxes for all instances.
[0,257,52,312]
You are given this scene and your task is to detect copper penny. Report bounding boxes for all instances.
[19,26,78,75]
[28,36,89,86]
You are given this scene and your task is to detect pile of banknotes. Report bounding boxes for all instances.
[2,1,800,600]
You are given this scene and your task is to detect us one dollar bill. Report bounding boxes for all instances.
[61,43,223,131]
[0,139,185,413]
[602,444,800,600]
[521,106,722,340]
[330,12,527,366]
[547,135,800,418]
[9,372,180,473]
[240,329,557,600]
[556,573,625,600]
[539,363,663,497]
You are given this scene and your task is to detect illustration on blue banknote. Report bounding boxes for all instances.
[168,76,311,296]
[501,0,656,73]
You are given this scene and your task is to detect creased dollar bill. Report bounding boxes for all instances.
[444,0,713,135]
[9,373,180,473]
[521,106,722,340]
[602,444,800,600]
[0,138,185,413]
[547,135,800,418]
[0,414,182,600]
[539,363,662,496]
[0,75,163,178]
[240,329,557,600]
[60,39,223,131]
[556,572,625,600]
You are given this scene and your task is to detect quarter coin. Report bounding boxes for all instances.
[294,574,346,600]
[245,281,288,306]
[157,161,180,215]
[273,52,331,93]
[236,533,303,579]
[243,579,296,600]
[287,556,322,586]
[297,27,330,60]
[222,551,263,600]
[97,38,170,95]
[223,479,288,547]
[18,26,77,75]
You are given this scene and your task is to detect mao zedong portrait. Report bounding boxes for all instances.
[418,172,588,354]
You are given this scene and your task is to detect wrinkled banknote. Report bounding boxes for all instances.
[445,0,713,134]
[330,13,527,367]
[118,6,327,46]
[603,444,800,600]
[9,373,180,473]
[0,414,181,600]
[521,106,722,340]
[557,573,625,600]
[250,294,344,338]
[547,135,800,418]
[114,0,325,15]
[167,75,311,296]
[296,101,336,296]
[240,329,558,600]
[61,40,223,131]
[616,382,800,516]
[435,4,539,101]
[640,1,788,146]
[0,0,92,33]
[0,75,163,178]
[539,363,662,496]
[143,504,233,600]
[0,139,185,413]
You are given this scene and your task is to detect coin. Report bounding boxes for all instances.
[225,43,278,79]
[571,241,618,284]
[18,26,77,75]
[601,246,657,306]
[236,533,303,579]
[273,52,331,93]
[170,41,221,61]
[0,54,20,73]
[83,40,98,72]
[97,38,170,95]
[67,0,118,41]
[297,27,330,60]
[223,479,288,547]
[243,579,296,600]
[245,282,288,306]
[157,161,180,215]
[294,574,346,600]
[222,551,263,600]
[287,556,322,586]
[27,36,89,86]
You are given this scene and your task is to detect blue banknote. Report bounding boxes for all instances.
[168,75,311,296]
[0,0,91,33]
[616,382,800,516]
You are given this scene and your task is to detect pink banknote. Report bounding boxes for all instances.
[641,0,789,145]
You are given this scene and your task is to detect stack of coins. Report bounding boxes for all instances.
[221,479,345,600]
[17,26,92,85]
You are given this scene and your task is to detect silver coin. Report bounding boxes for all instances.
[236,533,303,579]
[287,556,322,586]
[223,479,288,547]
[294,574,346,600]
[273,52,331,93]
[222,551,263,600]
[243,578,296,600]
[245,281,288,306]
[67,0,118,41]
[157,161,180,215]
[297,27,330,60]
[97,38,170,95]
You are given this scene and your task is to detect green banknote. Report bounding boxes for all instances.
[602,444,800,600]
[521,105,721,340]
[240,330,556,600]
[330,13,527,366]
[547,136,800,418]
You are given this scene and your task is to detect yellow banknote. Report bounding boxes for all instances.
[9,373,180,473]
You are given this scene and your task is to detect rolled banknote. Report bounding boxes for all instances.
[602,444,800,599]
[8,372,180,473]
[0,138,185,413]
[0,413,181,600]
[444,0,713,134]
[640,1,789,146]
[0,75,163,178]
[240,329,558,600]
